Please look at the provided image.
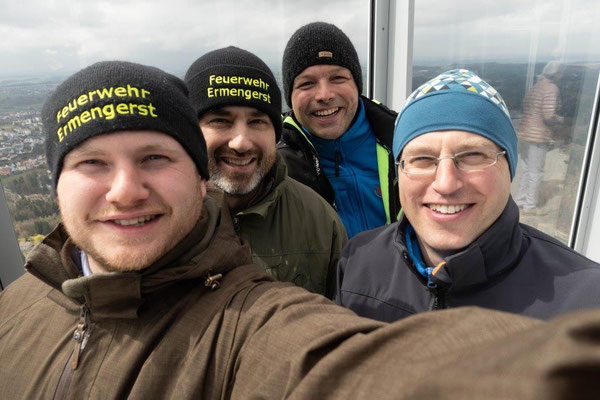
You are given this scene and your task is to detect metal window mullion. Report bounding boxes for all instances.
[0,181,25,290]
[369,0,414,110]
[571,71,600,260]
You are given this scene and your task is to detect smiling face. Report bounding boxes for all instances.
[57,130,206,273]
[398,130,511,266]
[199,106,276,197]
[291,64,359,140]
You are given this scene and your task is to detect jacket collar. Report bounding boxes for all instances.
[25,194,251,319]
[397,197,525,292]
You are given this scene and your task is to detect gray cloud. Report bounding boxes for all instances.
[1,0,598,78]
[0,0,369,77]
[413,0,600,63]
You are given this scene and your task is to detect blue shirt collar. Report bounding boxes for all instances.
[405,223,438,288]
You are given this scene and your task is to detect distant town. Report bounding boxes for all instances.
[1,61,599,255]
[0,79,60,255]
[1,112,45,175]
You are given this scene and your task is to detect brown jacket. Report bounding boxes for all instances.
[2,196,600,399]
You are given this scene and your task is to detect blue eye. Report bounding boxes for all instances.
[144,154,169,162]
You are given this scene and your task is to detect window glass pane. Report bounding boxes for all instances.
[413,0,600,244]
[0,0,370,257]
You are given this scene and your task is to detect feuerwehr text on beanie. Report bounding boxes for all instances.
[393,69,518,179]
[282,22,362,107]
[43,61,209,186]
[184,46,282,142]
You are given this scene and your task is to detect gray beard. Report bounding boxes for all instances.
[210,168,265,195]
[208,152,276,196]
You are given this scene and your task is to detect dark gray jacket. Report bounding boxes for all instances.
[335,198,600,321]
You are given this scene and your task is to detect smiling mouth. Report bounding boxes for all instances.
[427,204,470,214]
[112,214,159,227]
[220,156,255,166]
[313,107,339,117]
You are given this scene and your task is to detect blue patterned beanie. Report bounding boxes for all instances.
[393,69,517,179]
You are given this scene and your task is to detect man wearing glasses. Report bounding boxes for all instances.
[335,69,600,322]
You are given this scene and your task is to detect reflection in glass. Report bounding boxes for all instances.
[413,0,600,244]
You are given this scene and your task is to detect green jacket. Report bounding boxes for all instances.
[216,154,347,298]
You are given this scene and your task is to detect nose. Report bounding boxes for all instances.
[314,81,334,102]
[105,164,150,206]
[431,158,463,194]
[227,123,253,153]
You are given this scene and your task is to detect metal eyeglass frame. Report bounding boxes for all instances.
[396,150,506,176]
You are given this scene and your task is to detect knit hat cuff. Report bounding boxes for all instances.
[393,91,517,178]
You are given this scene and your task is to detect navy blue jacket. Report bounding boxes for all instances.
[335,198,600,321]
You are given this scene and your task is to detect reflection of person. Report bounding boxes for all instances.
[516,61,564,211]
[5,62,600,400]
[185,46,347,297]
[278,22,400,238]
[336,69,600,321]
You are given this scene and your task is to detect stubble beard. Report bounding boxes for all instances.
[60,180,204,273]
[208,149,276,196]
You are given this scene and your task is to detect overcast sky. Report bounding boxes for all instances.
[0,0,369,78]
[1,0,599,78]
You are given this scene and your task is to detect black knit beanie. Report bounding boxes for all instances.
[43,61,209,186]
[282,22,362,107]
[184,46,282,142]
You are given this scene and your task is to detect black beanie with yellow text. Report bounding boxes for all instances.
[42,61,209,187]
[184,46,282,142]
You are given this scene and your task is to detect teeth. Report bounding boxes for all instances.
[314,108,338,117]
[113,215,156,226]
[222,157,252,166]
[428,204,468,214]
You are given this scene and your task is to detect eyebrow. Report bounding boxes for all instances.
[295,66,351,82]
[403,140,499,156]
[68,142,176,158]
[204,108,267,118]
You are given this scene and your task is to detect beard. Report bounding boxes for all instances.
[208,148,276,196]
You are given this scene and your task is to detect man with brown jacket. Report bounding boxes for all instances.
[2,60,600,400]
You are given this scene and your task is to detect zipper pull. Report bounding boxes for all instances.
[426,267,437,289]
[71,306,89,370]
[204,272,223,290]
[334,151,340,177]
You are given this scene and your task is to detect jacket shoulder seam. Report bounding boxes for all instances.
[339,288,416,314]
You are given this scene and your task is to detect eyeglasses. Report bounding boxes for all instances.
[397,149,506,176]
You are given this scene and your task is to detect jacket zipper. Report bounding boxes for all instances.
[429,285,448,311]
[425,268,448,311]
[53,305,91,400]
[334,150,341,177]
